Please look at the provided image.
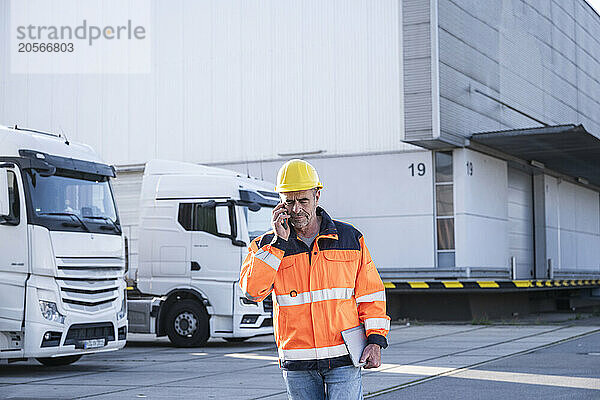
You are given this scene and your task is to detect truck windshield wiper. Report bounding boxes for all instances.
[83,215,122,234]
[39,212,90,232]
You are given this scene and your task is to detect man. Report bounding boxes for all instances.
[240,159,390,400]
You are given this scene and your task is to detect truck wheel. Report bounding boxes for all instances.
[165,299,210,347]
[36,355,82,366]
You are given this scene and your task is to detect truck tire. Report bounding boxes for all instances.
[165,299,210,347]
[36,355,82,366]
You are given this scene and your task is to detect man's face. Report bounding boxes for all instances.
[280,188,320,230]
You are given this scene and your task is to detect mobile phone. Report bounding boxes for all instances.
[280,202,288,230]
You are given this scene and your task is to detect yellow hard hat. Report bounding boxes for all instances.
[275,159,323,193]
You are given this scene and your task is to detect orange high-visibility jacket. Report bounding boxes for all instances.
[240,207,390,368]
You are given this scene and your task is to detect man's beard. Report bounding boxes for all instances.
[290,213,310,228]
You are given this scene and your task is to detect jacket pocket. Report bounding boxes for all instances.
[322,250,360,262]
[322,250,360,286]
[278,257,295,270]
[275,308,286,344]
[274,255,308,294]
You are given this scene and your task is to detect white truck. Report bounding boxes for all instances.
[126,160,276,346]
[0,125,127,366]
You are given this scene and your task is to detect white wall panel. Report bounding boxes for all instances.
[113,151,434,274]
[3,74,28,127]
[127,75,156,163]
[507,166,534,279]
[559,230,577,271]
[223,151,435,270]
[364,0,403,153]
[239,0,273,162]
[75,76,104,156]
[24,77,53,131]
[455,215,508,269]
[544,175,560,272]
[0,0,404,166]
[182,0,215,164]
[155,0,184,162]
[577,232,599,270]
[302,152,435,270]
[454,149,509,271]
[101,75,130,163]
[270,0,302,157]
[544,176,600,274]
[299,0,336,156]
[0,0,6,117]
[51,76,79,141]
[212,0,243,161]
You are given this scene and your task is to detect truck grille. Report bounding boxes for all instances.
[56,257,123,312]
[263,296,273,313]
[260,318,273,327]
[64,322,115,346]
[56,257,123,276]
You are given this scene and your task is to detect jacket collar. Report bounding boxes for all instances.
[316,207,338,239]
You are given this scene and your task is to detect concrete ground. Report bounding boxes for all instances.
[374,331,600,399]
[1,321,599,399]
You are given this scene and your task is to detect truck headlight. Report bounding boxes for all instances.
[39,300,65,324]
[240,297,258,306]
[117,296,127,320]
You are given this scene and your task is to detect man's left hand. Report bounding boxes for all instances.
[359,343,381,369]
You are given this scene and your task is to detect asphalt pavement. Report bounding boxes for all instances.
[1,321,599,399]
[372,331,600,399]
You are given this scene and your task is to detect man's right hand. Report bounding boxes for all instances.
[272,203,290,240]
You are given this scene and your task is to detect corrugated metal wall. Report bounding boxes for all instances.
[438,0,600,141]
[0,0,418,167]
[402,0,434,141]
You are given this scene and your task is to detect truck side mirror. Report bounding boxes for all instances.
[201,200,216,208]
[0,168,9,217]
[35,165,56,177]
[247,202,261,212]
[231,239,246,247]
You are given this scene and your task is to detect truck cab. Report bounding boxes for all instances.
[0,125,127,365]
[127,160,276,346]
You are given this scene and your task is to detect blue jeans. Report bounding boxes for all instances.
[283,365,363,400]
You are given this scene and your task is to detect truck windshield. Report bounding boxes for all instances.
[25,170,118,222]
[244,205,274,241]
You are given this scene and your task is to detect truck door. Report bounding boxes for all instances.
[190,201,240,283]
[0,166,29,331]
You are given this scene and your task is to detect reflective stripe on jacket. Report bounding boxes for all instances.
[239,207,390,366]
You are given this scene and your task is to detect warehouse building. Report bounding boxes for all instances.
[1,0,599,286]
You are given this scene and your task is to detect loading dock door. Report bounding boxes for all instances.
[507,167,535,279]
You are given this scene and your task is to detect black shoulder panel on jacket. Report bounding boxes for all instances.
[322,220,362,251]
[257,232,275,248]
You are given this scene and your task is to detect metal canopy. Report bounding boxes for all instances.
[469,124,600,187]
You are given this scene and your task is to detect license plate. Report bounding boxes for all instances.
[82,338,105,349]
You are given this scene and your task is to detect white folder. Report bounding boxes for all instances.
[341,325,367,368]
